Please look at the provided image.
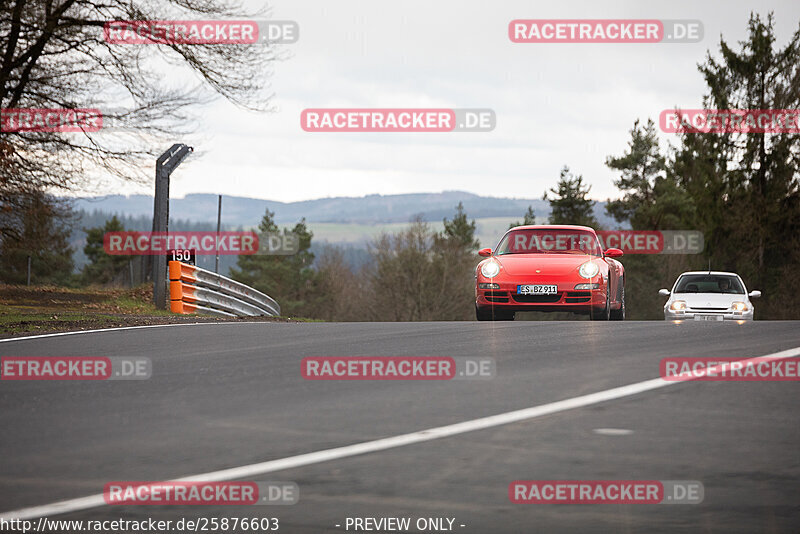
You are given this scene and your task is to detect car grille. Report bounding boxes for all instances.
[690,307,727,311]
[512,293,561,303]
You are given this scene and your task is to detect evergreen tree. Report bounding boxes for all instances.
[605,119,697,231]
[544,166,599,227]
[509,206,536,228]
[672,12,800,317]
[603,121,698,319]
[81,216,130,285]
[442,202,479,250]
[229,209,319,317]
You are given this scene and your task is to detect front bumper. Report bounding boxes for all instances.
[664,309,754,321]
[476,283,607,314]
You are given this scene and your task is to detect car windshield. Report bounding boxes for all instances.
[495,229,601,256]
[674,274,745,294]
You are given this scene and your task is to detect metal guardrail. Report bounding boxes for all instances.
[168,261,280,317]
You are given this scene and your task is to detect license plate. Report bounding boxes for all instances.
[694,315,723,321]
[517,284,558,295]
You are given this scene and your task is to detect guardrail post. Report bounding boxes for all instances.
[167,260,280,317]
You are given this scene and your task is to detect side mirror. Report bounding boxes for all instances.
[748,290,761,298]
[658,289,670,297]
[478,248,492,257]
[604,248,623,258]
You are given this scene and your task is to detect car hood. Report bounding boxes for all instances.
[495,254,595,276]
[674,293,747,308]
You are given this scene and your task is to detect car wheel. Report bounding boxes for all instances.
[590,291,610,321]
[610,280,625,321]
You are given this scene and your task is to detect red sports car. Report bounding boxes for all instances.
[475,225,625,321]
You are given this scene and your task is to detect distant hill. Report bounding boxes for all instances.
[71,191,617,228]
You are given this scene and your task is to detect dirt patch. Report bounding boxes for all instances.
[0,284,301,339]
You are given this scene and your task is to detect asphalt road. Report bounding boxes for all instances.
[1,321,799,533]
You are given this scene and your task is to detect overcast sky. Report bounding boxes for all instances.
[82,0,800,203]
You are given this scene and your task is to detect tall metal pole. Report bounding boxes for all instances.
[215,194,222,273]
[152,164,169,308]
[152,143,193,309]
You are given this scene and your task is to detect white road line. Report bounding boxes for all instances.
[2,346,799,520]
[593,428,634,436]
[0,322,272,344]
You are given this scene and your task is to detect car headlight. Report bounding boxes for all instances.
[578,261,599,279]
[670,300,687,311]
[480,260,500,278]
[732,301,748,312]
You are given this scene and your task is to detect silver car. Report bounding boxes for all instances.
[660,271,761,321]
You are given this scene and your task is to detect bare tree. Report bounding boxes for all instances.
[1,0,280,241]
[363,215,478,322]
[314,245,366,321]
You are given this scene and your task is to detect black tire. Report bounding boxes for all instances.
[476,306,515,321]
[610,279,625,321]
[590,291,610,321]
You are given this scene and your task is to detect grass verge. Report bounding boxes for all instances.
[0,284,305,338]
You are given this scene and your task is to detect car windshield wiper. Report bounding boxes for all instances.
[561,249,599,255]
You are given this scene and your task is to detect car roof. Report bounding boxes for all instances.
[507,225,597,232]
[678,271,740,277]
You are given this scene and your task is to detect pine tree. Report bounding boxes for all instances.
[605,119,696,231]
[672,12,800,317]
[441,202,479,250]
[81,215,131,285]
[544,167,599,227]
[229,209,318,317]
[509,206,536,228]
